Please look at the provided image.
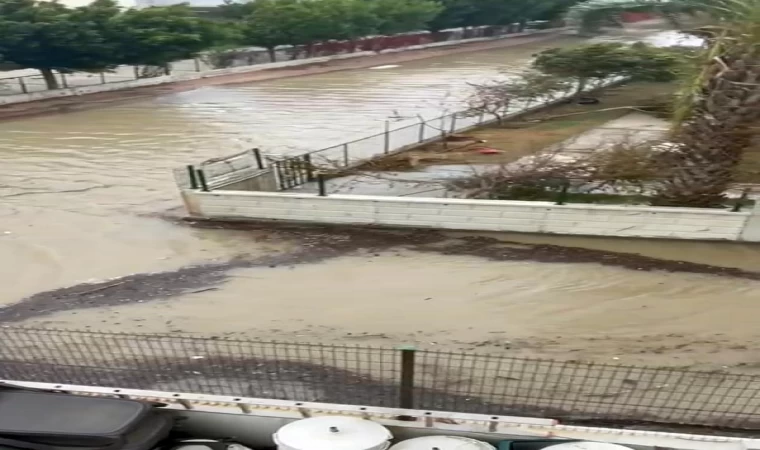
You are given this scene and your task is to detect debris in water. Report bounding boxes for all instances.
[475,148,503,155]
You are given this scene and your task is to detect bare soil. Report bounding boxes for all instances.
[0,32,568,123]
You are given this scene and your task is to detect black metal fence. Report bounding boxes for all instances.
[2,327,759,429]
[271,154,317,190]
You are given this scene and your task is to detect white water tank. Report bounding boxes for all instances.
[544,443,632,450]
[274,416,393,450]
[389,436,495,450]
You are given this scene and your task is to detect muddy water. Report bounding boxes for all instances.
[0,34,584,301]
[2,30,760,362]
[27,248,760,367]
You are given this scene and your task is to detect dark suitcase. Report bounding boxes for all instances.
[0,389,173,450]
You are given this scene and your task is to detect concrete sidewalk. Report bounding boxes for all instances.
[550,112,670,156]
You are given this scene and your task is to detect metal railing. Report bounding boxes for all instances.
[174,149,269,191]
[267,85,591,192]
[173,79,614,193]
[1,327,759,429]
[256,75,633,195]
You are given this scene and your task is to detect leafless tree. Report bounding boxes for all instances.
[465,70,571,123]
[447,139,674,200]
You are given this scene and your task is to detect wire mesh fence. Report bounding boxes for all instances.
[296,80,601,176]
[262,77,624,193]
[0,327,400,407]
[1,327,760,429]
[0,70,145,96]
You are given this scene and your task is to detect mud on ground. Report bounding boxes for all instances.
[6,219,760,324]
[5,220,760,372]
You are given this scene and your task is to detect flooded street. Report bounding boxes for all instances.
[1,33,584,301]
[2,29,760,367]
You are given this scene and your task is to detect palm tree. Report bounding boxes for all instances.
[568,0,760,207]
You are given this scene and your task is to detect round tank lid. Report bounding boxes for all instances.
[274,416,392,450]
[390,436,495,450]
[544,443,632,450]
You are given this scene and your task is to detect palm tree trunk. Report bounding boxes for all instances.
[652,46,760,207]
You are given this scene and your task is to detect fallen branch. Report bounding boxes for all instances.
[77,281,125,296]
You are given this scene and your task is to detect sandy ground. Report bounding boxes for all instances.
[0,31,568,122]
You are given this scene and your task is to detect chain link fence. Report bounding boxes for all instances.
[1,327,759,429]
[292,78,614,173]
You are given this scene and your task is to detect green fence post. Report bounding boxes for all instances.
[343,144,349,167]
[196,169,209,192]
[555,182,570,205]
[304,154,315,182]
[450,114,457,133]
[17,78,28,94]
[732,189,750,212]
[187,165,198,189]
[317,174,327,197]
[398,345,416,409]
[384,121,391,154]
[252,148,265,169]
[418,120,425,142]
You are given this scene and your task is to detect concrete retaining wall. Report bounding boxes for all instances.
[0,29,564,106]
[181,190,760,241]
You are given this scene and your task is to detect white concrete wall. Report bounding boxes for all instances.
[0,28,565,106]
[182,190,756,241]
[740,202,760,241]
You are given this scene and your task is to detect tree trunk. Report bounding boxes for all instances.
[573,78,588,100]
[349,39,358,53]
[652,45,760,207]
[267,47,277,62]
[306,43,315,58]
[39,68,59,90]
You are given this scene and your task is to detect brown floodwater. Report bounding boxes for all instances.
[2,30,760,366]
[1,34,584,301]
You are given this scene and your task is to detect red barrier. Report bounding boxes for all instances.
[620,12,655,23]
[301,26,503,58]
